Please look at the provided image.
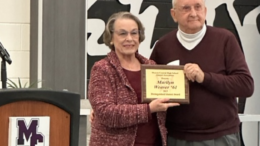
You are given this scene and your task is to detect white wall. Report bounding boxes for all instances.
[0,0,30,88]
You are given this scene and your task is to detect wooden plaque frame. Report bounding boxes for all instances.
[141,64,189,104]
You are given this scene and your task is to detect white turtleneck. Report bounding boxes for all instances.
[176,24,207,50]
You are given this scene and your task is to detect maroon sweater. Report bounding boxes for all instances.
[123,69,161,146]
[150,26,254,141]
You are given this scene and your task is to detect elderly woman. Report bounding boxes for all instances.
[88,12,179,146]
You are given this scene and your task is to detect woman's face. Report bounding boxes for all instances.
[111,18,140,58]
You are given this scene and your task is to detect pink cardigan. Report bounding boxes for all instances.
[88,51,167,146]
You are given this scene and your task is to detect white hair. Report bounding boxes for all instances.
[172,0,177,8]
[172,0,206,8]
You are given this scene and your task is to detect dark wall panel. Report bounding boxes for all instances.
[30,0,39,85]
[42,0,86,98]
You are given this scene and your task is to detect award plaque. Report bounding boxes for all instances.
[141,64,189,104]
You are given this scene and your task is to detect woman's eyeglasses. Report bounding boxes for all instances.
[112,30,140,39]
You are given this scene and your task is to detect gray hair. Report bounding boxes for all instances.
[172,0,206,8]
[103,11,145,50]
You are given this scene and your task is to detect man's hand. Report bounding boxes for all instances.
[184,63,204,83]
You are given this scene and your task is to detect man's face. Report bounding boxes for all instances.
[171,0,207,34]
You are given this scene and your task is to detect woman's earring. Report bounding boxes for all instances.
[110,42,113,45]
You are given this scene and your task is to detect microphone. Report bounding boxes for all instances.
[0,42,12,64]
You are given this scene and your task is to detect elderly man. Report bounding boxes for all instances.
[150,0,254,145]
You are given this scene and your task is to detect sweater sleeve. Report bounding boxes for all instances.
[202,32,254,98]
[88,62,149,128]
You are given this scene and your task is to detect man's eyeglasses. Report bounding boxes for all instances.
[112,30,140,39]
[174,4,203,13]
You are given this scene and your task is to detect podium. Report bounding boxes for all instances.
[0,89,80,146]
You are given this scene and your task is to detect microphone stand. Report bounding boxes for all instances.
[0,42,12,89]
[1,59,7,88]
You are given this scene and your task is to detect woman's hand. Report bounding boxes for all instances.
[89,110,94,123]
[149,98,180,113]
[90,98,179,123]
